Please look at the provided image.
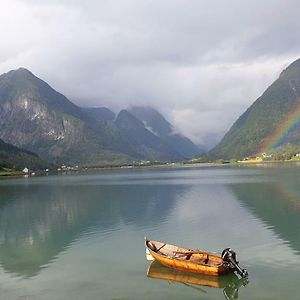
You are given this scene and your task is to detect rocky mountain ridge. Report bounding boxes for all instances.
[0,68,200,165]
[129,106,203,158]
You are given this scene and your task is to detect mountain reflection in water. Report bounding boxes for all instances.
[0,182,185,277]
[0,167,300,299]
[229,180,300,254]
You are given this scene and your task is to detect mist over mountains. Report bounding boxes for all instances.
[2,56,300,169]
[0,68,201,166]
[129,106,203,158]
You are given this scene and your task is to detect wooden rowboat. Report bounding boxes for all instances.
[145,238,248,278]
[145,238,228,276]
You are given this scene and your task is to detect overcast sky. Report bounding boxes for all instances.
[1,0,300,148]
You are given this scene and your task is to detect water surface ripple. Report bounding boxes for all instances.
[0,165,300,299]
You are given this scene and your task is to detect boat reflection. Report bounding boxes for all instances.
[147,261,248,299]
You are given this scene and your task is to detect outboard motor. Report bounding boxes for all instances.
[222,248,248,278]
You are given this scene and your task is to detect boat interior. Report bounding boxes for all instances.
[146,239,223,267]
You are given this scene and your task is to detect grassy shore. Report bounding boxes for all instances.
[0,168,23,177]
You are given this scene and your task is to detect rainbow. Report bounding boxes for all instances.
[260,100,300,153]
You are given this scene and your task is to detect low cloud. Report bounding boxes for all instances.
[1,0,300,147]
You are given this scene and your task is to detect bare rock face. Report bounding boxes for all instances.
[0,71,86,163]
[0,68,127,165]
[0,68,188,165]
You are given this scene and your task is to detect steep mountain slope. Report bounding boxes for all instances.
[0,138,49,170]
[115,110,184,161]
[129,106,202,158]
[0,68,136,165]
[210,58,300,159]
[0,68,187,165]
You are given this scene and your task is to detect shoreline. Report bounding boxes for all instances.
[2,159,300,179]
[0,170,24,178]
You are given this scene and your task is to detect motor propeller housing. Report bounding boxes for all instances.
[222,248,248,278]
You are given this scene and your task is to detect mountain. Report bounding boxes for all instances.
[210,58,300,160]
[115,110,184,161]
[129,106,202,158]
[0,68,138,165]
[82,107,116,121]
[0,138,49,170]
[0,68,186,165]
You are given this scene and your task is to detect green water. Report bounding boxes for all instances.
[0,165,300,299]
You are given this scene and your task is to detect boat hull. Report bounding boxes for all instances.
[147,260,239,288]
[145,239,229,276]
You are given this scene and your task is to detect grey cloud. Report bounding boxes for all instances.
[1,0,300,147]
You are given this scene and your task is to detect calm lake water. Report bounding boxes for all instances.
[0,165,300,299]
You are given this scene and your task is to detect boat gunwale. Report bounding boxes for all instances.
[145,238,229,276]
